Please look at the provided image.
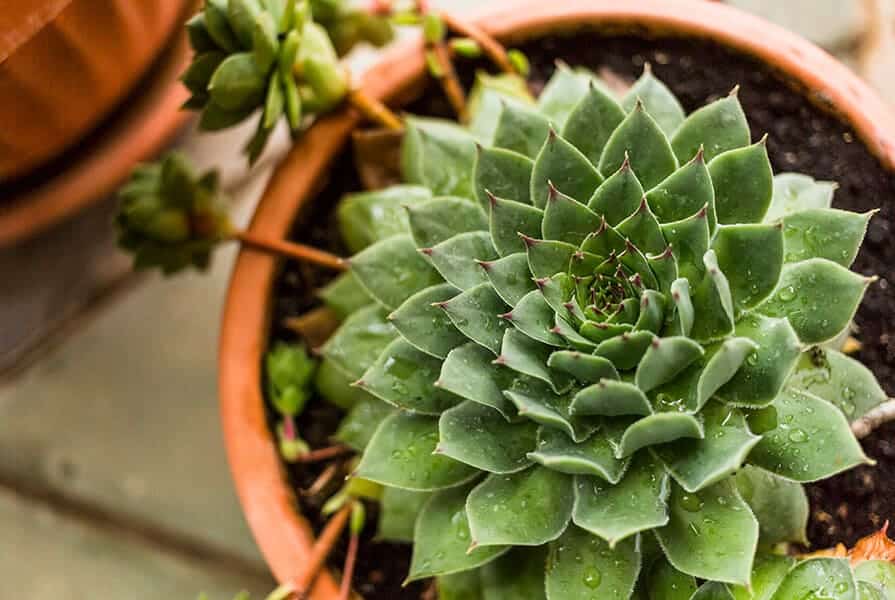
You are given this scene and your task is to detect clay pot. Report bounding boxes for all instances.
[0,0,188,181]
[218,1,895,597]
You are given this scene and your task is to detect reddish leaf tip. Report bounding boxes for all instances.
[519,233,538,247]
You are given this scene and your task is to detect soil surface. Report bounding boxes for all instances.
[270,30,895,597]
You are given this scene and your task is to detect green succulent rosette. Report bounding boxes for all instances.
[315,67,887,597]
[116,152,230,274]
[182,0,392,162]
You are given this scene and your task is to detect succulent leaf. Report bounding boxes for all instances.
[768,558,857,600]
[356,413,478,491]
[599,101,678,189]
[531,130,603,209]
[545,526,641,599]
[536,64,593,128]
[765,172,836,221]
[479,547,548,600]
[748,388,870,482]
[572,453,670,545]
[622,66,686,136]
[438,401,537,474]
[670,93,749,163]
[377,486,430,543]
[656,402,761,493]
[467,467,574,547]
[561,82,627,164]
[338,185,431,253]
[571,380,651,417]
[728,553,795,600]
[489,195,544,256]
[409,483,509,581]
[403,118,478,198]
[655,479,758,585]
[787,348,887,419]
[438,343,517,419]
[474,147,534,209]
[357,337,461,414]
[407,196,488,249]
[351,234,443,309]
[388,284,465,359]
[712,223,784,311]
[708,140,773,224]
[735,466,809,547]
[758,258,871,344]
[588,160,645,226]
[528,424,630,481]
[425,231,498,290]
[782,208,874,267]
[692,582,736,600]
[492,99,552,159]
[644,559,698,600]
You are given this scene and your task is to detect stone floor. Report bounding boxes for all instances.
[1,1,892,598]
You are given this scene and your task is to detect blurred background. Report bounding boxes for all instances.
[1,0,893,598]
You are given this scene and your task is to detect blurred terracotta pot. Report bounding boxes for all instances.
[218,0,895,598]
[0,0,188,181]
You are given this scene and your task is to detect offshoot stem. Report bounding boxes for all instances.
[440,11,516,74]
[231,230,347,271]
[429,41,468,121]
[338,527,360,600]
[291,503,353,599]
[295,444,354,464]
[346,90,404,131]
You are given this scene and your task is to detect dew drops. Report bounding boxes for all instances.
[583,567,602,589]
[778,285,797,302]
[788,428,808,443]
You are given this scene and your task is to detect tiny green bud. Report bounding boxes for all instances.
[425,49,443,78]
[294,0,311,32]
[449,37,481,58]
[279,29,302,80]
[422,13,445,44]
[322,488,349,515]
[278,426,310,462]
[508,49,531,77]
[390,11,422,26]
[345,477,383,501]
[263,583,295,600]
[350,500,366,535]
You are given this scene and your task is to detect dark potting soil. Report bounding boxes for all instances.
[270,30,895,598]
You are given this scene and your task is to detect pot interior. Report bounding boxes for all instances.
[266,28,895,599]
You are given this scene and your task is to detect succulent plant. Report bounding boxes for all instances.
[313,66,889,597]
[266,342,318,460]
[182,0,393,162]
[116,152,231,274]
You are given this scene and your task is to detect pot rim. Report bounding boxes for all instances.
[218,1,895,595]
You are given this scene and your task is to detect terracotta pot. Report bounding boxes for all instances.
[0,0,189,181]
[218,0,895,596]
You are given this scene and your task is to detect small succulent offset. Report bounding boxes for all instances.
[266,342,318,460]
[116,152,231,274]
[315,66,889,597]
[182,0,392,161]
